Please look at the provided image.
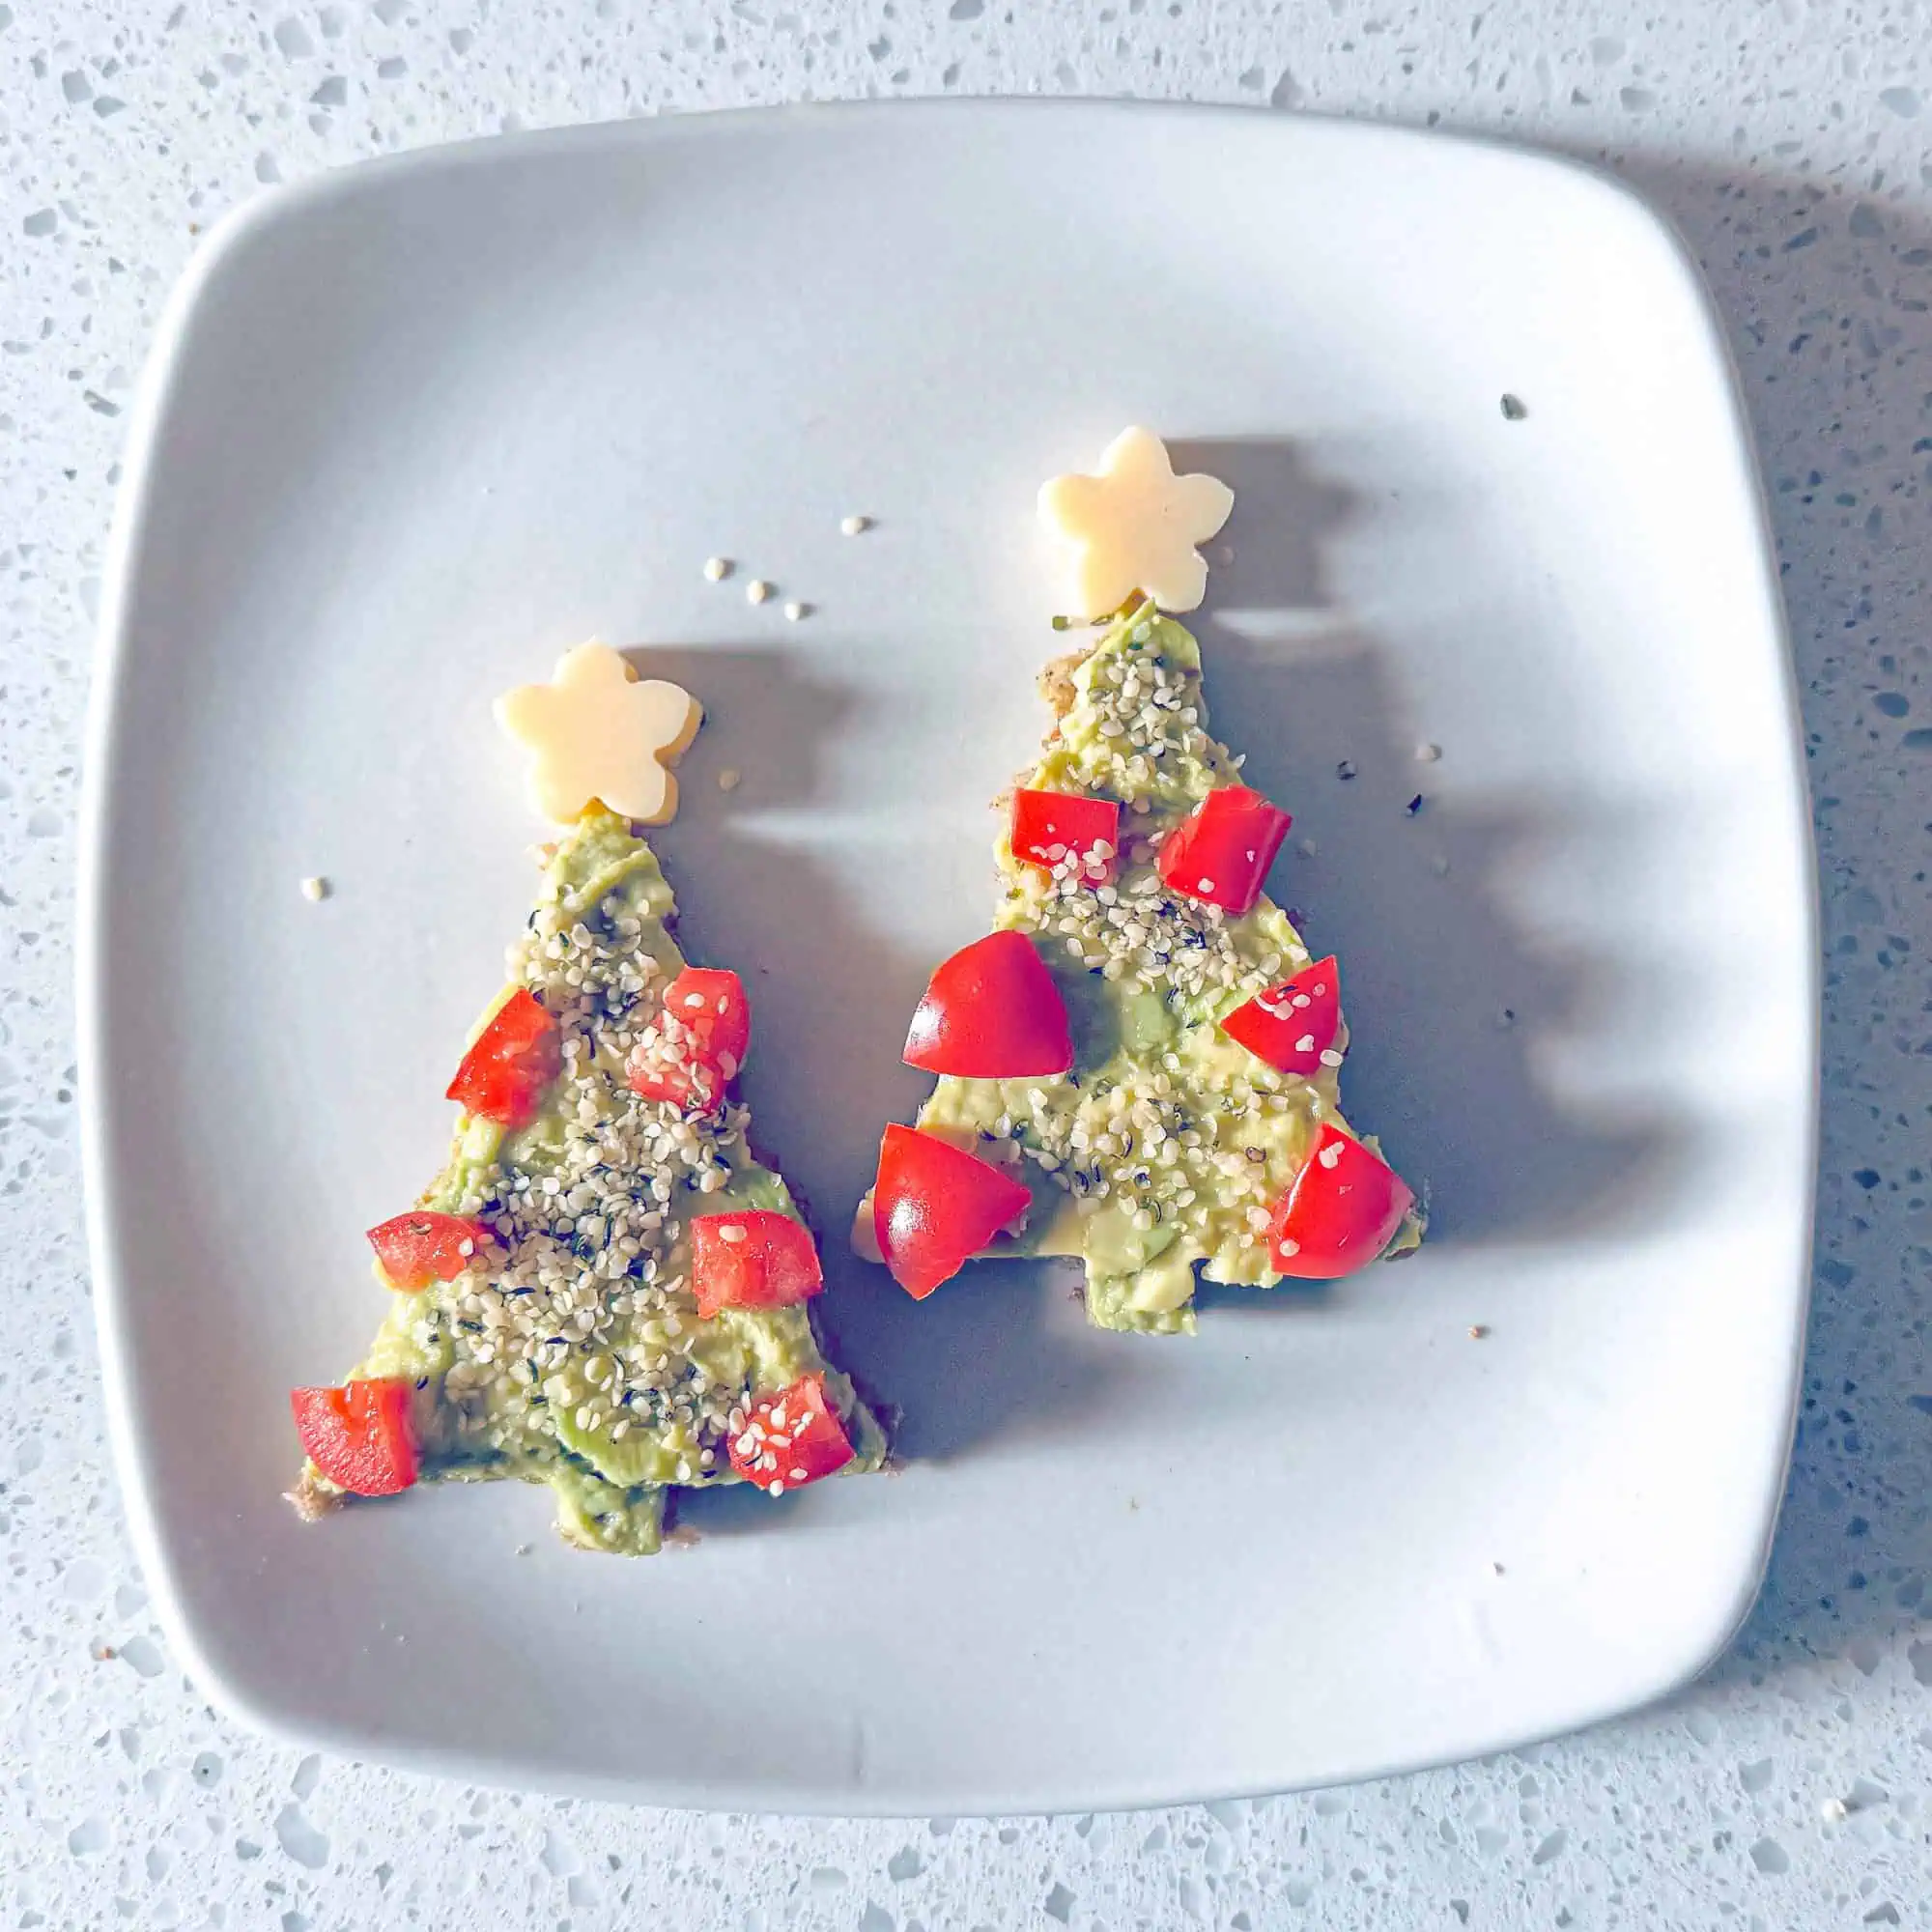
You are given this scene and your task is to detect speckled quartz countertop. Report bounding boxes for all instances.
[5,1,1930,1926]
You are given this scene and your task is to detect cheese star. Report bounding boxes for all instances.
[1037,426,1236,619]
[495,642,702,826]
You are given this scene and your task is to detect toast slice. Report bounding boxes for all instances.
[863,595,1423,1334]
[290,808,885,1550]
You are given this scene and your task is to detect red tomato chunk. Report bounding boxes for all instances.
[628,967,750,1113]
[1010,787,1122,886]
[1219,955,1343,1077]
[727,1374,855,1493]
[290,1378,418,1495]
[1155,784,1293,917]
[902,930,1073,1079]
[366,1211,490,1291]
[445,987,561,1130]
[691,1210,824,1320]
[872,1122,1034,1299]
[1268,1124,1412,1279]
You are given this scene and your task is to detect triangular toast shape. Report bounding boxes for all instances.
[864,597,1423,1335]
[290,808,886,1551]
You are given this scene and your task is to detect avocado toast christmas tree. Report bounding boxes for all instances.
[861,429,1423,1335]
[288,643,885,1551]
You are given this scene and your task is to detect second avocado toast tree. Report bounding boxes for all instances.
[861,430,1423,1333]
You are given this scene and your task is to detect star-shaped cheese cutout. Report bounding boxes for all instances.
[1037,426,1236,619]
[494,642,702,826]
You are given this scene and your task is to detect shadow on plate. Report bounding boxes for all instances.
[621,421,1712,1492]
[625,438,1694,1484]
[1174,436,1682,1252]
[1480,139,1932,1684]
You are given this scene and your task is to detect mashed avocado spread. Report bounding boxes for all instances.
[297,810,885,1551]
[912,601,1424,1335]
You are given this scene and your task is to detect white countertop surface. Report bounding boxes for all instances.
[6,1,1929,1925]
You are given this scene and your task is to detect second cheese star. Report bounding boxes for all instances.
[1037,426,1236,620]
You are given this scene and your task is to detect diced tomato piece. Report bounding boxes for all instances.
[661,966,751,1066]
[627,1059,704,1110]
[1267,1123,1413,1280]
[366,1211,491,1291]
[290,1378,418,1495]
[445,986,560,1129]
[1010,787,1122,886]
[902,929,1074,1078]
[872,1122,1034,1299]
[691,1210,824,1320]
[627,967,750,1114]
[727,1373,855,1493]
[1155,784,1293,916]
[1219,956,1343,1077]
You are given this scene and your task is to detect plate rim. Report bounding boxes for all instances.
[76,96,1819,1814]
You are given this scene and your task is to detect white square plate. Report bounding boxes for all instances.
[81,102,1815,1812]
